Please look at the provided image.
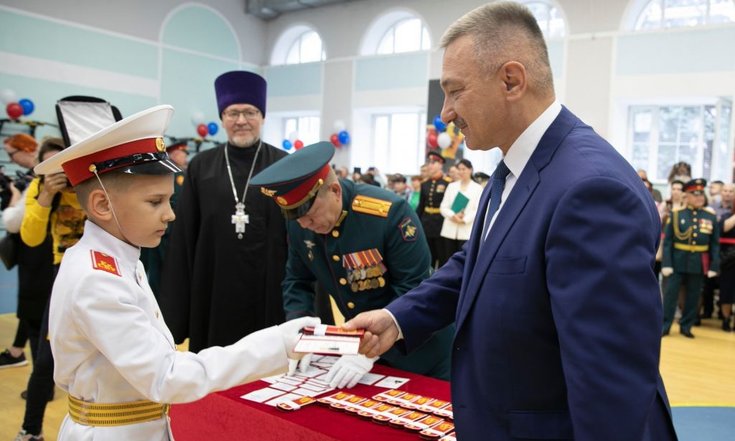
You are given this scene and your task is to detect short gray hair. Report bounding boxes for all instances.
[440,1,554,96]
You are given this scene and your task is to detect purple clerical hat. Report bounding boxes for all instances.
[214,71,267,118]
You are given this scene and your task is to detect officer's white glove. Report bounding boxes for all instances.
[661,267,674,277]
[707,270,718,278]
[278,316,321,360]
[287,353,314,377]
[323,354,378,389]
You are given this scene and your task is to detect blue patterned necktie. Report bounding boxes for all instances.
[481,160,511,241]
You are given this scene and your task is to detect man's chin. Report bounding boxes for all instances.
[230,136,258,148]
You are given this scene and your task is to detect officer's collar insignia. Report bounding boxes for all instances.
[399,217,417,242]
[304,240,316,261]
[90,250,122,277]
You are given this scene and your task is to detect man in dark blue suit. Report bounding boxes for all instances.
[344,2,678,440]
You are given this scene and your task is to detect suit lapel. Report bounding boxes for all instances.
[455,107,579,330]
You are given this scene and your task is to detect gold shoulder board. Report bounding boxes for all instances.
[352,195,392,218]
[704,206,716,215]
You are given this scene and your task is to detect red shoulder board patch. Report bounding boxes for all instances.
[90,250,122,277]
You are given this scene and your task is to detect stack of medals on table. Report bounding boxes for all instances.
[316,389,456,440]
[342,249,387,293]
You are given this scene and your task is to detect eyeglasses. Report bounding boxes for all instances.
[223,109,261,121]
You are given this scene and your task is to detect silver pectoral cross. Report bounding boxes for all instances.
[231,202,249,239]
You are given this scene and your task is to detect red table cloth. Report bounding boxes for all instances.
[170,364,450,441]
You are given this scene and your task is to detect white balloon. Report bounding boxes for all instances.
[333,119,346,132]
[288,131,299,143]
[191,111,205,127]
[0,89,17,105]
[437,132,452,149]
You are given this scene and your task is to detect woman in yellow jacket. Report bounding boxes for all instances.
[16,138,85,441]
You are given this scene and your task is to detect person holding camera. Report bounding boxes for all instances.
[14,137,86,441]
[0,134,40,371]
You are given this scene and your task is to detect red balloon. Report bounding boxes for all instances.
[6,102,23,120]
[196,123,208,137]
[427,132,438,147]
[330,133,341,147]
[294,140,304,150]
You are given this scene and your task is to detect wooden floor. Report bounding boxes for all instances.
[0,313,733,440]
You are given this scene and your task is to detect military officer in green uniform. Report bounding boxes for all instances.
[417,150,453,269]
[661,178,720,338]
[251,142,452,388]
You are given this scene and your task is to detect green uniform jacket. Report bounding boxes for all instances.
[663,205,720,274]
[283,179,453,378]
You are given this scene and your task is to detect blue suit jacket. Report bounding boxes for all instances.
[387,107,678,441]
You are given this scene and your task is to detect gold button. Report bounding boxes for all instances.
[332,230,340,238]
[693,233,698,237]
[332,255,340,262]
[339,278,347,285]
[347,302,355,309]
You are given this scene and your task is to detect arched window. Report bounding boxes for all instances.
[377,17,431,54]
[522,0,567,38]
[271,25,325,65]
[633,0,735,30]
[361,10,431,55]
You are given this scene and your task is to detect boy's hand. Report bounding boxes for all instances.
[278,316,321,359]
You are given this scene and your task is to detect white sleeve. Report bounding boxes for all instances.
[71,271,289,404]
[2,188,28,233]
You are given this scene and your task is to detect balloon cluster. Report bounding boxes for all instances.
[329,119,350,148]
[191,111,218,138]
[2,89,35,120]
[427,114,459,149]
[282,131,304,151]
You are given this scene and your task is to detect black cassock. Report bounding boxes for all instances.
[159,141,288,351]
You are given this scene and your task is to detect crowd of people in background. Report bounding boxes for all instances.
[639,161,735,336]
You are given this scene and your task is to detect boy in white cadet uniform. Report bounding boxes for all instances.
[33,105,319,441]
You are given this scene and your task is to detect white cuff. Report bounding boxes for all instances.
[382,308,404,341]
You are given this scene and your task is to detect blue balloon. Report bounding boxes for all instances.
[282,139,293,150]
[207,122,218,136]
[338,130,350,145]
[19,98,34,116]
[433,115,446,132]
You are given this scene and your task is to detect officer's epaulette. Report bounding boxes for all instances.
[352,195,392,218]
[703,206,716,215]
[443,175,453,183]
[90,250,122,277]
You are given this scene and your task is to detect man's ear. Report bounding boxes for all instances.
[87,188,114,221]
[331,180,342,200]
[500,61,527,100]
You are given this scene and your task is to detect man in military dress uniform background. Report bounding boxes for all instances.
[251,142,453,386]
[416,150,453,269]
[661,178,720,338]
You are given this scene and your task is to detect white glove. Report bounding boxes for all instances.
[323,354,378,389]
[287,353,314,377]
[278,316,321,360]
[661,267,673,277]
[707,270,718,278]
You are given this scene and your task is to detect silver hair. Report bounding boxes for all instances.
[440,1,554,96]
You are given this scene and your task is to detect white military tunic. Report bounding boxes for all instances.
[49,220,289,440]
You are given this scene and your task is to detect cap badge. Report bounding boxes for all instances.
[276,196,288,206]
[261,188,276,197]
[155,137,166,152]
